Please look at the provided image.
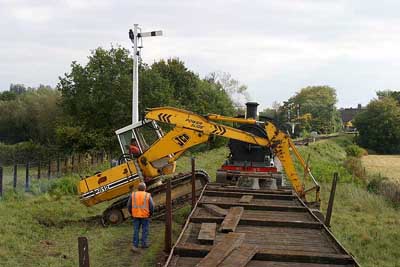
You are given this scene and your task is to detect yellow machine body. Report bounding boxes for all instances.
[78,106,320,208]
[78,161,141,207]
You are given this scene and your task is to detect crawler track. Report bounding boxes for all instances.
[165,183,359,267]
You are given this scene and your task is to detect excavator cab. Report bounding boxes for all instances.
[115,120,163,156]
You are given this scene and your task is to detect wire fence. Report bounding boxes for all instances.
[0,151,115,197]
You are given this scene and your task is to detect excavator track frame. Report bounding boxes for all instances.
[101,170,210,226]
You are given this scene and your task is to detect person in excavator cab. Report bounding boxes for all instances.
[129,138,141,158]
[127,182,154,252]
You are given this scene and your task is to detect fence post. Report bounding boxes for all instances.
[37,161,41,179]
[164,179,172,253]
[64,157,68,174]
[25,161,30,192]
[57,156,60,177]
[48,159,51,179]
[13,163,17,190]
[325,172,338,227]
[72,154,75,173]
[78,154,81,172]
[109,150,113,168]
[0,166,3,198]
[191,157,196,210]
[78,237,90,267]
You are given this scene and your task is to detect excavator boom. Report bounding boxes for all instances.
[78,106,320,225]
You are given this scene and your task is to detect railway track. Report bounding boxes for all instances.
[164,182,359,267]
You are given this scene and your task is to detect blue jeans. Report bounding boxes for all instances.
[132,218,149,247]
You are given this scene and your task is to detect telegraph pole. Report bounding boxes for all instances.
[129,25,163,124]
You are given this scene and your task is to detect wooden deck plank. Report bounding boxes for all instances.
[170,256,355,267]
[195,232,245,267]
[175,244,355,265]
[199,200,307,212]
[202,204,228,217]
[239,195,254,203]
[219,244,258,267]
[190,216,322,229]
[197,223,216,245]
[220,206,244,233]
[205,190,295,200]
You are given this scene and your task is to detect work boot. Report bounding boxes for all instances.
[131,245,140,253]
[141,244,149,249]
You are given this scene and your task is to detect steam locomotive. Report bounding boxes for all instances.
[216,102,282,188]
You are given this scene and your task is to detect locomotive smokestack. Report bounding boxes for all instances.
[245,102,259,119]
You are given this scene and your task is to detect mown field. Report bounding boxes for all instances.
[361,155,400,182]
[0,137,399,266]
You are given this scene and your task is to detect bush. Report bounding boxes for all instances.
[344,157,367,179]
[367,176,400,203]
[345,144,367,158]
[48,176,79,196]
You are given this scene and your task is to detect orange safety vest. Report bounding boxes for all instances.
[131,191,150,218]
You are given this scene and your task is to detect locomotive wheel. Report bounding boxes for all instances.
[103,209,124,226]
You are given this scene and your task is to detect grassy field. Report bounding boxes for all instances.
[0,147,229,267]
[362,155,400,182]
[1,139,400,266]
[298,136,400,266]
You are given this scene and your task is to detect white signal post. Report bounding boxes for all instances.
[129,24,163,124]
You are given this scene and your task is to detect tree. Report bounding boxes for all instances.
[206,72,250,109]
[58,48,236,151]
[377,90,400,104]
[9,83,26,94]
[354,96,400,154]
[0,87,60,145]
[282,86,341,134]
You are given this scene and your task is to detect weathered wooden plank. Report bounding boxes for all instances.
[197,223,216,245]
[219,244,258,267]
[175,244,355,265]
[199,200,307,212]
[202,204,228,217]
[205,184,293,195]
[190,216,322,229]
[220,206,244,233]
[239,195,254,203]
[170,256,356,267]
[195,232,245,267]
[204,190,294,200]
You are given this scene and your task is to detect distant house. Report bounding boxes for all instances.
[339,104,365,131]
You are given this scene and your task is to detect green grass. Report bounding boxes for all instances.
[0,149,228,267]
[1,139,399,266]
[175,146,229,181]
[298,135,400,266]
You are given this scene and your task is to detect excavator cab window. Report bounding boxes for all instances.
[115,120,163,155]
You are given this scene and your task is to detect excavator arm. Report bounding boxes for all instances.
[142,107,320,202]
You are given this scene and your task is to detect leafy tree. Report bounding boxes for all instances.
[377,90,400,104]
[58,48,236,151]
[0,91,17,101]
[9,83,26,94]
[206,72,250,109]
[354,96,400,154]
[281,86,341,134]
[0,87,60,145]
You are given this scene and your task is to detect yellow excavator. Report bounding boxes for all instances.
[78,106,320,225]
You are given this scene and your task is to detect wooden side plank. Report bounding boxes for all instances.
[220,207,244,233]
[239,195,253,203]
[198,223,216,245]
[202,204,228,217]
[219,244,258,267]
[195,232,245,267]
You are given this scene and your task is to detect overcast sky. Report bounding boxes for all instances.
[1,0,400,109]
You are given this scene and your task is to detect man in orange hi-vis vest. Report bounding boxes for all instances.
[127,182,154,252]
